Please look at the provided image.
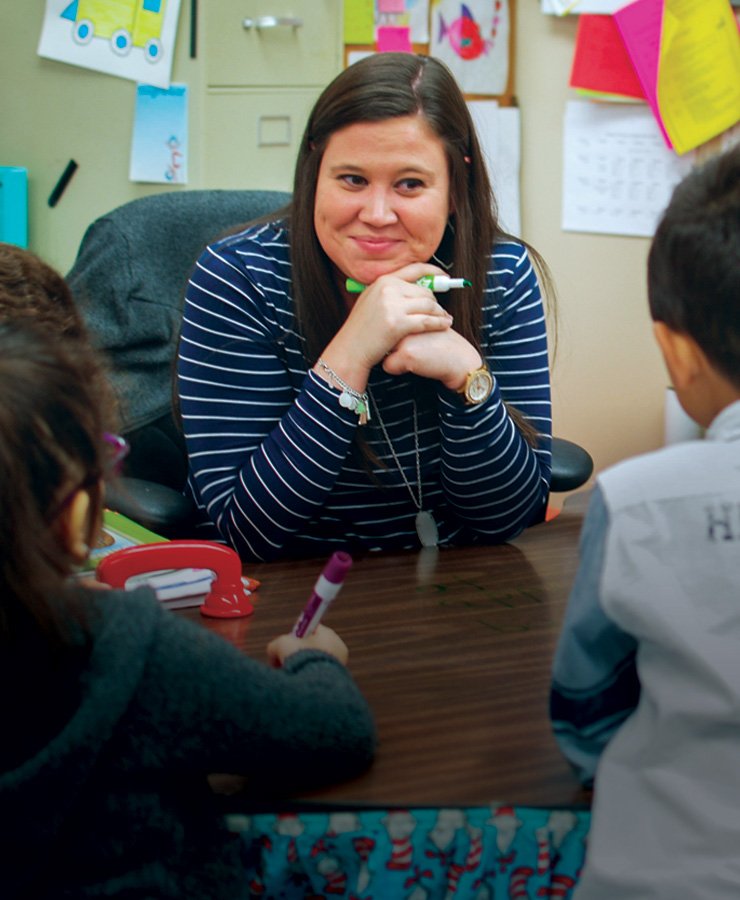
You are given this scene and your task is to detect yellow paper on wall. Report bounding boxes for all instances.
[344,0,375,44]
[656,0,740,155]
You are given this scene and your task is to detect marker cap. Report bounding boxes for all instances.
[323,550,353,584]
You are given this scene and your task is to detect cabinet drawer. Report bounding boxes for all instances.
[205,0,341,87]
[202,88,322,190]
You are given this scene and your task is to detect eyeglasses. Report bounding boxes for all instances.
[103,431,129,475]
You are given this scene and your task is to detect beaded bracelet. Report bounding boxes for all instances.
[316,358,370,425]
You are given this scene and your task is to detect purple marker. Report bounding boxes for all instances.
[292,551,353,638]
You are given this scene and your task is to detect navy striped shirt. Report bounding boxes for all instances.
[177,221,552,561]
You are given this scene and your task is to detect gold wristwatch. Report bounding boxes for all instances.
[457,363,493,406]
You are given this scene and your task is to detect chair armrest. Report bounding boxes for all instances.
[104,477,197,538]
[550,437,594,493]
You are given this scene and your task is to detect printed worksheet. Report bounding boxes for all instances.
[467,100,521,236]
[562,100,692,237]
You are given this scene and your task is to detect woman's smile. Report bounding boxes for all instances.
[351,235,402,253]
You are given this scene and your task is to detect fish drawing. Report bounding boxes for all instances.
[437,4,492,61]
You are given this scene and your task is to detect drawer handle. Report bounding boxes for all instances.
[242,16,304,30]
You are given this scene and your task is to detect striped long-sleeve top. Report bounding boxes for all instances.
[177,220,552,562]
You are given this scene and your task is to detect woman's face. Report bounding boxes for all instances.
[313,115,451,288]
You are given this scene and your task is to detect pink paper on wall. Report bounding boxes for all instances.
[569,14,646,99]
[376,25,413,52]
[377,0,406,11]
[614,0,672,148]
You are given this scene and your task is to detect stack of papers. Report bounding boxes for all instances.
[567,0,740,155]
[120,568,259,610]
[123,567,218,610]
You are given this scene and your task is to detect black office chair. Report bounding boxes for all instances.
[67,189,291,535]
[67,189,593,536]
[550,436,593,493]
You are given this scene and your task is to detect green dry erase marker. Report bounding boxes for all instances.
[346,275,472,293]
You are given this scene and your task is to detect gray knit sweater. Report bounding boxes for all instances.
[0,587,375,898]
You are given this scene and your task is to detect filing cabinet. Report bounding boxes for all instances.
[201,1,342,190]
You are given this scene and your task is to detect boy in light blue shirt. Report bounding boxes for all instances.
[551,144,740,899]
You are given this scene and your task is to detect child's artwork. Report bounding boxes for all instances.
[37,0,182,89]
[430,0,510,95]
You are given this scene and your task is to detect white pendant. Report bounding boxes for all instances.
[416,510,439,548]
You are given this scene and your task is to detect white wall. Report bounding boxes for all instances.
[516,4,667,483]
[1,2,668,484]
[0,3,202,274]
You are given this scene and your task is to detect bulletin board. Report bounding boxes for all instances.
[344,0,517,106]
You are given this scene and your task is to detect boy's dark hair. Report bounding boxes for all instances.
[648,145,740,388]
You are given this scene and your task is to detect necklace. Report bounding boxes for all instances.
[369,392,439,548]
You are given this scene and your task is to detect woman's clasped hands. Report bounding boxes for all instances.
[327,263,482,392]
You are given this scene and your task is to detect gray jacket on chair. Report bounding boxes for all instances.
[66,189,291,434]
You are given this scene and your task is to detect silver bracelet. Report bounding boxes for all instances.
[316,358,370,425]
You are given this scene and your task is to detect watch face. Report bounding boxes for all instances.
[467,370,493,403]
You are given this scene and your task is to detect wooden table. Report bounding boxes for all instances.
[182,497,592,810]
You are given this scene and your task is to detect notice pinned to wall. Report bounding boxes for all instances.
[343,0,514,103]
[38,0,182,89]
[656,0,740,155]
[344,0,430,44]
[562,100,692,238]
[467,100,521,236]
[344,0,376,43]
[129,83,188,183]
[541,0,623,13]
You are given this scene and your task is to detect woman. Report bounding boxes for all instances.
[178,53,553,562]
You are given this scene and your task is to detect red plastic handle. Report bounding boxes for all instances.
[96,540,254,618]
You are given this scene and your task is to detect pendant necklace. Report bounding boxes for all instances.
[369,393,439,548]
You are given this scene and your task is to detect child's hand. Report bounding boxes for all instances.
[267,624,349,667]
[78,576,113,590]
